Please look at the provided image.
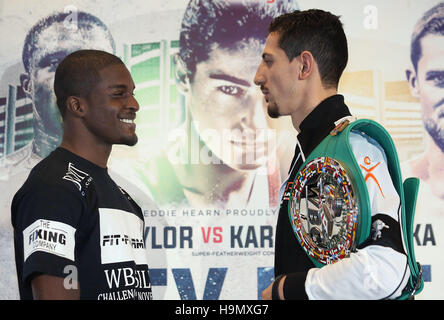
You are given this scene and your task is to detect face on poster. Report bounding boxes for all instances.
[0,0,443,300]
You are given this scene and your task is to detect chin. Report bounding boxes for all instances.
[217,143,268,170]
[230,162,264,171]
[267,105,280,119]
[120,135,138,146]
[223,153,268,172]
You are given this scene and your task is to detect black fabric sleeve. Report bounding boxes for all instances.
[357,212,405,254]
[12,184,84,285]
[283,272,309,300]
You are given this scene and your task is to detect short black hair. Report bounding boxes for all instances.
[178,0,299,81]
[54,50,123,117]
[269,9,348,89]
[22,11,115,73]
[410,3,444,71]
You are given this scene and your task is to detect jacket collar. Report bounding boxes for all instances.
[297,94,351,156]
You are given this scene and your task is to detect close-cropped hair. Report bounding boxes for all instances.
[54,50,123,118]
[22,11,116,73]
[178,0,299,81]
[410,3,444,71]
[269,9,348,89]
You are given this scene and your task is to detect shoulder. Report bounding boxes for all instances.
[11,161,90,232]
[349,130,387,163]
[13,153,88,207]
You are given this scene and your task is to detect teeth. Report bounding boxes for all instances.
[120,119,134,124]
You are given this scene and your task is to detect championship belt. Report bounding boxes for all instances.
[287,117,424,299]
[288,117,371,268]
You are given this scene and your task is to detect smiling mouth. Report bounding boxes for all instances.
[119,118,135,124]
[230,139,268,152]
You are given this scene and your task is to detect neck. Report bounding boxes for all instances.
[291,86,337,132]
[60,127,111,169]
[177,160,255,208]
[171,121,254,208]
[410,135,444,199]
[423,136,444,179]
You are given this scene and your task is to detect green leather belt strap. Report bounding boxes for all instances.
[346,119,424,299]
[289,118,423,299]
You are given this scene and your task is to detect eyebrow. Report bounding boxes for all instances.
[262,53,273,60]
[425,70,444,78]
[209,73,250,87]
[108,84,136,90]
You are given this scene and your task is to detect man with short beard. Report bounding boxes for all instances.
[405,3,444,207]
[403,2,444,299]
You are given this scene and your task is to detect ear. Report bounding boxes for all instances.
[174,53,191,94]
[298,51,315,80]
[406,67,420,99]
[20,73,31,97]
[65,96,86,118]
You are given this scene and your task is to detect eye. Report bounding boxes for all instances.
[49,58,60,68]
[113,91,126,97]
[263,59,273,67]
[426,72,444,87]
[111,91,130,99]
[39,57,62,70]
[262,55,274,67]
[218,85,245,97]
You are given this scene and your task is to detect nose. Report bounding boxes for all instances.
[128,93,140,112]
[254,63,265,87]
[240,90,266,131]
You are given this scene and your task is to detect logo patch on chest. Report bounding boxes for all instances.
[63,162,91,192]
[99,208,147,265]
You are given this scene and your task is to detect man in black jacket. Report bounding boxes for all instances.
[254,9,410,299]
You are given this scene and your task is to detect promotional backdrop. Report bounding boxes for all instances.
[0,0,442,300]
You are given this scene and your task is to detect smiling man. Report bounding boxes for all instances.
[0,11,115,300]
[2,11,115,179]
[11,50,152,300]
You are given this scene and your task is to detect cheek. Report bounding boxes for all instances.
[420,87,443,117]
[195,113,232,138]
[96,107,116,125]
[269,72,286,93]
[189,89,222,124]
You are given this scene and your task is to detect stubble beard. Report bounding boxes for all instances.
[267,101,280,119]
[425,118,444,153]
